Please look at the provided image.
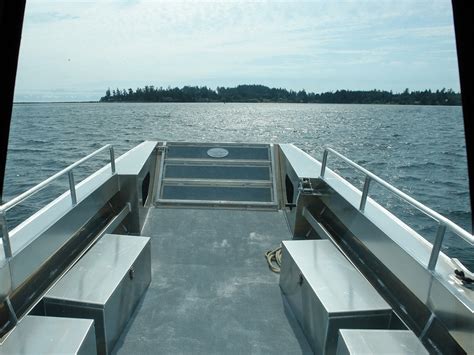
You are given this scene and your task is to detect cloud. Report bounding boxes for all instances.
[14,0,460,101]
[25,11,79,24]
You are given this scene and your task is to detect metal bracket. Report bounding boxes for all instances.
[297,178,325,196]
[298,178,315,194]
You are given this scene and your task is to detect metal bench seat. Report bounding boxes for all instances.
[0,315,96,354]
[43,234,151,355]
[336,329,428,355]
[280,239,393,354]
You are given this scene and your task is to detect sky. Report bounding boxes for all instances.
[14,0,461,102]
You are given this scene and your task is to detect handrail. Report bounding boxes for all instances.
[320,147,474,271]
[0,144,116,258]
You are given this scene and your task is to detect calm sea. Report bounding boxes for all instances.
[4,102,473,268]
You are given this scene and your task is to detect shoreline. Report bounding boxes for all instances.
[13,101,462,106]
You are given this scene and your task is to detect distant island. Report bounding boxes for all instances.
[99,85,461,106]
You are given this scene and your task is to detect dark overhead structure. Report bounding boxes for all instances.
[452,0,474,231]
[0,0,27,203]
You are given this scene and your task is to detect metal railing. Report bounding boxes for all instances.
[0,145,116,259]
[320,147,474,271]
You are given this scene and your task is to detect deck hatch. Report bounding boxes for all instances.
[167,145,269,160]
[155,142,278,208]
[164,164,271,180]
[162,185,272,202]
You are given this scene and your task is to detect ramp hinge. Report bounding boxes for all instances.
[298,178,324,196]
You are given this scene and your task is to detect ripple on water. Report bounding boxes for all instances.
[5,102,472,267]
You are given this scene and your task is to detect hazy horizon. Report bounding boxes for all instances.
[14,0,461,102]
[13,85,461,104]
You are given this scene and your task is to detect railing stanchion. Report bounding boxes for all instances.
[428,223,447,271]
[109,146,116,174]
[0,144,114,254]
[359,176,372,212]
[320,147,473,249]
[0,211,12,258]
[68,171,77,205]
[0,144,113,213]
[320,149,328,178]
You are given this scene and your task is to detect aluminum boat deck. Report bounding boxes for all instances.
[1,141,472,354]
[114,208,311,354]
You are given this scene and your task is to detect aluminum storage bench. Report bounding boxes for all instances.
[0,315,96,354]
[43,234,151,355]
[280,240,392,355]
[336,329,428,355]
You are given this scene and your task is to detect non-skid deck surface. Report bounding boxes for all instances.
[113,208,312,354]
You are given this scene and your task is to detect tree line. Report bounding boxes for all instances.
[99,84,461,105]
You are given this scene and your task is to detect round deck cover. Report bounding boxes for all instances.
[207,148,229,158]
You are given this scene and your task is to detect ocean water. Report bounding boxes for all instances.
[3,102,472,268]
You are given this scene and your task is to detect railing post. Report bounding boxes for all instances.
[428,223,447,271]
[68,170,77,205]
[320,150,328,178]
[0,210,12,258]
[109,145,116,174]
[359,176,372,212]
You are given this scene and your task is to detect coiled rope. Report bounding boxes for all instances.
[265,244,282,273]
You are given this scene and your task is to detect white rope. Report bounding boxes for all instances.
[265,244,282,273]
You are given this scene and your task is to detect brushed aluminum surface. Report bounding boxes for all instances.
[45,234,150,305]
[321,147,473,248]
[281,240,391,314]
[1,140,471,353]
[0,315,96,354]
[278,143,474,353]
[336,329,428,355]
[280,239,392,355]
[316,191,474,352]
[115,141,157,175]
[0,144,115,214]
[9,175,119,291]
[3,140,157,262]
[44,234,151,354]
[116,143,158,234]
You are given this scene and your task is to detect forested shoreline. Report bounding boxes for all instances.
[99,84,461,105]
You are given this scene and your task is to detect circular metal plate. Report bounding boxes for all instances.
[207,147,229,158]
